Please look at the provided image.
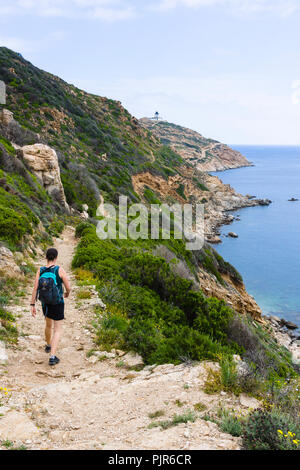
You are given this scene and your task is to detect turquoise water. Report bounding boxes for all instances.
[211,146,300,325]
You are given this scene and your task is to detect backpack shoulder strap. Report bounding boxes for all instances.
[39,267,46,276]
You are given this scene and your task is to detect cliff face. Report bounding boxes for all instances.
[139,118,251,172]
[21,144,69,212]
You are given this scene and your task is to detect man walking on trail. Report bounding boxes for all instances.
[30,248,71,366]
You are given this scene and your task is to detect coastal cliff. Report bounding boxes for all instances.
[0,46,270,323]
[0,47,299,452]
[139,118,251,172]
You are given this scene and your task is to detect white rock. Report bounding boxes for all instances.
[88,356,98,364]
[0,410,40,441]
[28,335,41,341]
[0,340,8,365]
[0,246,23,278]
[94,351,115,359]
[0,109,14,125]
[239,394,260,409]
[123,352,144,367]
[21,144,69,212]
[88,298,106,309]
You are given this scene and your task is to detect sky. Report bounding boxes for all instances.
[1,0,300,145]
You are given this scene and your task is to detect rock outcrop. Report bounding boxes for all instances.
[0,108,14,126]
[21,144,69,212]
[132,170,270,243]
[139,118,252,172]
[0,246,23,278]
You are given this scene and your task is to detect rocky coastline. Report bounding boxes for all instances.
[204,171,300,358]
[263,314,300,366]
[202,173,272,244]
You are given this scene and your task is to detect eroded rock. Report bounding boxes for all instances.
[0,246,23,278]
[21,144,69,211]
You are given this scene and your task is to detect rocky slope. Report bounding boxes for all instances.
[139,118,252,172]
[132,169,270,244]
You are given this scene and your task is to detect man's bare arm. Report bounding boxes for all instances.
[30,269,40,317]
[59,268,71,298]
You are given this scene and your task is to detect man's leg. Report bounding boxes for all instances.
[45,317,54,346]
[50,320,62,357]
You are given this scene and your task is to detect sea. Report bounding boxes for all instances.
[210,145,300,326]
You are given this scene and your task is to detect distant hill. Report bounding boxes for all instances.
[139,118,251,172]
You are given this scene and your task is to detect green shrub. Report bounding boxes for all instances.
[0,204,32,245]
[243,408,300,450]
[227,314,296,380]
[48,217,64,237]
[143,187,161,205]
[149,410,197,430]
[73,225,240,365]
[219,409,244,437]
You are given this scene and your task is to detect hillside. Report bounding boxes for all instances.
[0,46,272,326]
[0,48,300,451]
[139,118,251,172]
[0,47,187,215]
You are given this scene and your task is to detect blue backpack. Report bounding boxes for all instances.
[38,266,61,305]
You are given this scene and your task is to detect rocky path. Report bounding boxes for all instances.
[0,227,246,450]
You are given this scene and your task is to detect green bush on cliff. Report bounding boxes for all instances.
[0,278,20,343]
[73,225,240,364]
[0,205,33,246]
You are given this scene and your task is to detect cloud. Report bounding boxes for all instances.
[0,36,37,53]
[152,0,299,17]
[0,0,137,22]
[0,30,69,54]
[72,73,300,144]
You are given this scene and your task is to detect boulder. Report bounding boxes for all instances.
[239,394,260,409]
[21,144,69,212]
[0,410,40,441]
[268,315,281,324]
[280,319,298,330]
[228,232,238,238]
[122,352,144,368]
[0,246,23,278]
[0,109,14,126]
[88,297,106,309]
[258,198,272,206]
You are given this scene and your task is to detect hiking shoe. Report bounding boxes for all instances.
[45,345,51,353]
[49,356,60,366]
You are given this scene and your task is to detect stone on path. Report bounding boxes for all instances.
[0,410,40,441]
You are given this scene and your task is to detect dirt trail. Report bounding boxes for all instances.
[0,227,244,450]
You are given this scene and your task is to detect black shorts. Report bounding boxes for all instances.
[42,302,65,321]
